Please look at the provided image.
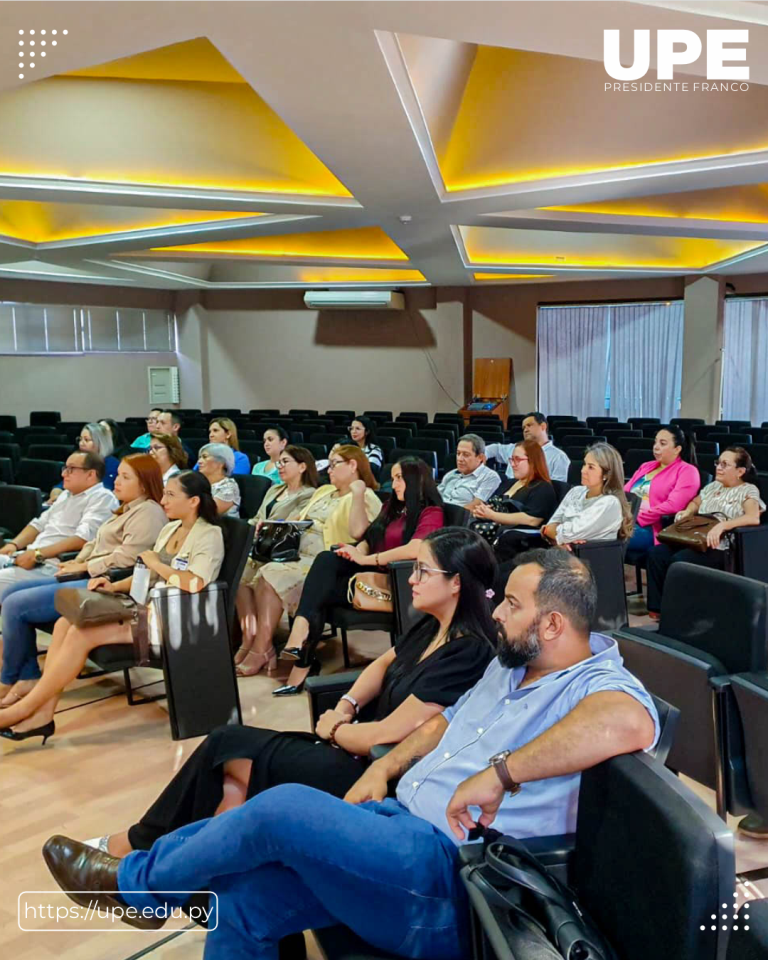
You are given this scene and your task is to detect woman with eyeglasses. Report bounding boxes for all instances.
[645,447,765,620]
[279,457,445,690]
[45,421,121,505]
[469,439,557,560]
[77,527,497,859]
[623,425,701,561]
[0,471,224,743]
[235,446,320,676]
[239,446,382,692]
[148,433,189,484]
[196,444,241,517]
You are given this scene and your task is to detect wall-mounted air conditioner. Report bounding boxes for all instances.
[303,291,405,310]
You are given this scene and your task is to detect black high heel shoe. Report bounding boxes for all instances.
[282,613,324,663]
[1,720,55,744]
[272,660,321,697]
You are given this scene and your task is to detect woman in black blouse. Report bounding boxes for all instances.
[84,527,498,856]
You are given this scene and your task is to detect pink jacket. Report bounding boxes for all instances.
[624,458,701,542]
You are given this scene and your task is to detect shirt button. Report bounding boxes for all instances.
[504,699,510,705]
[412,781,419,788]
[444,752,451,759]
[477,727,484,734]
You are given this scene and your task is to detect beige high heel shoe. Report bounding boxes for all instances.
[236,647,277,677]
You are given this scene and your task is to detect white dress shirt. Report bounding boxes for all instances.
[486,439,571,482]
[548,487,622,544]
[438,463,501,506]
[28,482,119,549]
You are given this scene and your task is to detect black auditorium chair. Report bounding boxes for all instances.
[210,408,241,418]
[547,415,579,424]
[559,433,602,449]
[615,436,654,460]
[249,409,280,419]
[696,439,720,458]
[671,417,706,429]
[0,485,43,539]
[301,443,328,461]
[0,415,17,432]
[717,419,752,431]
[694,424,729,441]
[398,411,429,426]
[363,411,393,423]
[310,432,344,449]
[405,435,448,463]
[586,416,617,429]
[238,440,262,465]
[378,428,413,447]
[462,751,733,960]
[29,410,61,426]
[15,458,64,493]
[623,447,654,480]
[603,427,640,444]
[234,474,272,520]
[628,416,661,428]
[0,457,13,484]
[566,461,583,486]
[26,444,73,462]
[289,409,319,419]
[727,900,768,958]
[326,410,356,421]
[376,436,396,460]
[86,517,254,739]
[710,432,752,447]
[416,427,457,450]
[614,563,768,815]
[389,447,437,475]
[744,444,768,472]
[21,433,67,452]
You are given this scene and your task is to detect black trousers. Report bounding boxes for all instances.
[646,543,727,613]
[295,550,364,621]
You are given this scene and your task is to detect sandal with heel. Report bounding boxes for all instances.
[236,647,277,678]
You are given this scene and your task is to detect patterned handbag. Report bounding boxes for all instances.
[347,572,393,612]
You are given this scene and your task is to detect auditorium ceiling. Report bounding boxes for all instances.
[3,1,768,289]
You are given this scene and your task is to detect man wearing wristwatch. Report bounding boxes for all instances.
[45,548,659,958]
[0,451,117,603]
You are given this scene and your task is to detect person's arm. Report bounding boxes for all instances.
[707,496,762,548]
[675,494,702,522]
[497,510,545,528]
[214,497,235,516]
[555,496,622,544]
[13,535,88,570]
[344,713,449,804]
[333,696,446,756]
[445,690,656,841]
[348,480,374,540]
[640,467,701,525]
[471,469,502,508]
[315,649,399,735]
[85,511,165,578]
[485,443,513,467]
[0,523,39,553]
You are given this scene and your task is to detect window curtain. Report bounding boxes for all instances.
[537,306,610,421]
[608,302,684,423]
[722,298,768,424]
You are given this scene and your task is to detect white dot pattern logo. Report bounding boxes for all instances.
[15,28,67,79]
[701,890,751,935]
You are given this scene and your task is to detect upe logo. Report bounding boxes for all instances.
[604,29,749,81]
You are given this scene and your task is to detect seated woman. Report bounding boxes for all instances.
[251,426,289,485]
[46,421,120,503]
[80,527,498,857]
[541,442,633,547]
[235,446,320,675]
[624,425,701,560]
[239,445,382,692]
[470,439,557,560]
[0,472,224,743]
[196,443,241,517]
[646,446,765,619]
[0,454,166,708]
[99,419,135,460]
[204,418,250,476]
[148,433,188,484]
[278,456,445,690]
[344,417,384,476]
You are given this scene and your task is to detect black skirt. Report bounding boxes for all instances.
[127,724,367,850]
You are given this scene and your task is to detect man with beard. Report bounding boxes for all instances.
[43,549,658,958]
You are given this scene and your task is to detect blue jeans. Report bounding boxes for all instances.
[0,578,88,684]
[118,785,468,960]
[627,522,655,558]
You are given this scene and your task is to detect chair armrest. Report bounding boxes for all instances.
[369,742,396,761]
[58,550,80,562]
[107,566,135,582]
[520,833,576,867]
[305,670,363,728]
[147,579,227,600]
[389,560,418,642]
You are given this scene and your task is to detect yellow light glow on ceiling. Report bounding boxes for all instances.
[0,40,351,199]
[473,273,555,280]
[0,200,261,244]
[435,44,768,192]
[542,183,768,225]
[150,227,409,261]
[296,267,425,283]
[460,226,765,270]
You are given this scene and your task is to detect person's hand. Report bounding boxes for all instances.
[88,577,113,592]
[335,543,364,564]
[315,709,351,741]
[674,511,686,522]
[349,479,367,496]
[541,524,557,543]
[254,519,264,535]
[472,503,496,521]
[445,767,506,842]
[14,550,37,570]
[139,550,161,571]
[706,522,727,549]
[344,764,390,804]
[0,542,16,556]
[56,561,87,577]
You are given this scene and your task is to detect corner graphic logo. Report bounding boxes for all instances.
[604,29,749,92]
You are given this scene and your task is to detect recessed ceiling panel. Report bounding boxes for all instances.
[473,272,555,281]
[460,226,765,270]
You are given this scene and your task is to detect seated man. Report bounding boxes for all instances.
[487,411,571,482]
[129,408,164,451]
[438,433,501,507]
[44,548,658,959]
[0,452,118,603]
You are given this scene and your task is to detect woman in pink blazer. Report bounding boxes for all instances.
[624,425,701,555]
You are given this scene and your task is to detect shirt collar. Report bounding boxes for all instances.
[66,481,105,501]
[508,632,619,691]
[123,496,147,512]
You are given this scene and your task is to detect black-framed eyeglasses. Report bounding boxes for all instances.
[411,562,451,583]
[328,459,347,470]
[714,459,734,469]
[277,458,296,467]
[62,465,91,475]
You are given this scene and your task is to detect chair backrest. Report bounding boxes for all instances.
[717,419,752,429]
[233,474,273,519]
[0,484,43,535]
[671,417,706,427]
[249,409,281,419]
[325,410,356,420]
[390,447,437,472]
[238,441,262,465]
[22,433,67,451]
[405,436,449,459]
[711,432,752,445]
[586,416,618,428]
[649,693,680,766]
[15,459,64,492]
[210,408,241,418]
[624,448,654,478]
[727,898,768,959]
[616,436,655,459]
[417,427,457,448]
[742,443,768,473]
[217,517,256,631]
[694,425,729,440]
[551,479,571,505]
[547,415,579,423]
[310,432,344,448]
[0,457,13,484]
[628,416,661,426]
[378,427,413,446]
[0,415,17,431]
[571,539,628,631]
[398,411,429,425]
[573,753,733,960]
[363,410,393,421]
[29,410,61,426]
[567,461,583,486]
[26,444,73,462]
[728,673,768,823]
[559,433,597,448]
[441,503,471,527]
[301,442,328,460]
[288,409,319,418]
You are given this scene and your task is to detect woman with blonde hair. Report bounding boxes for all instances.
[207,418,250,475]
[542,442,633,546]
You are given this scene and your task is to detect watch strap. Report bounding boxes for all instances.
[492,754,521,795]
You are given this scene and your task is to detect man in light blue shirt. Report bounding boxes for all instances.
[44,550,658,958]
[487,411,571,482]
[438,433,501,506]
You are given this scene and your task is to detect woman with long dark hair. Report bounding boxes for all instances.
[277,456,445,694]
[0,471,224,743]
[344,416,384,475]
[80,527,498,857]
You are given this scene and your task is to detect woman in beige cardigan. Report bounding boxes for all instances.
[0,472,224,744]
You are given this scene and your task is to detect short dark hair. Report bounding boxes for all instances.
[74,450,106,481]
[524,411,548,426]
[513,547,596,635]
[163,410,183,428]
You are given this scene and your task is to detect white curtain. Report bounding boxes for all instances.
[609,302,684,422]
[722,298,768,424]
[537,306,610,420]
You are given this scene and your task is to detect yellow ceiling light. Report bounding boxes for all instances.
[0,200,261,244]
[473,273,555,280]
[543,183,768,225]
[436,44,768,192]
[460,226,764,270]
[0,40,351,198]
[296,267,425,283]
[150,227,409,261]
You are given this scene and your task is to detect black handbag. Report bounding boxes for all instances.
[466,831,618,960]
[252,521,311,564]
[470,497,528,546]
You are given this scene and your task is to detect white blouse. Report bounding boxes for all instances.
[548,487,623,545]
[698,481,765,551]
[211,477,241,518]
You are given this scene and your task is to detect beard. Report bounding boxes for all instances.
[497,615,543,669]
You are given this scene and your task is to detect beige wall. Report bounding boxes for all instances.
[680,276,725,422]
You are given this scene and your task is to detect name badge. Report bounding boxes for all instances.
[171,556,189,571]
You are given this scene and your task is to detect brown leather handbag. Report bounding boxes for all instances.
[656,514,722,554]
[347,572,393,612]
[54,587,137,626]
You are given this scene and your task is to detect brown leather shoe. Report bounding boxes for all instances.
[42,835,165,930]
